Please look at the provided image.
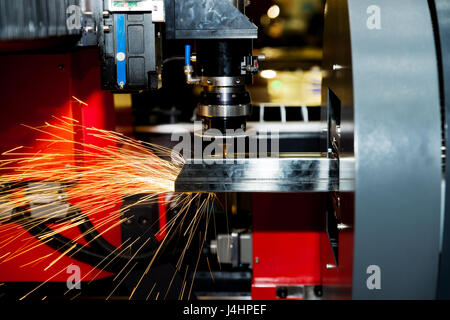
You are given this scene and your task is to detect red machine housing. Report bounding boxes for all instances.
[0,48,121,282]
[251,193,354,300]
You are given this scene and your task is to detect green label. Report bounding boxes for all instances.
[113,1,138,8]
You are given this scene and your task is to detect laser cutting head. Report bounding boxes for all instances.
[184,40,264,133]
[182,1,264,133]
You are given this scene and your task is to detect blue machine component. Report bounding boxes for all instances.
[185,44,191,66]
[115,14,127,89]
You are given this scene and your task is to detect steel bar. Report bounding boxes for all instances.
[175,157,354,193]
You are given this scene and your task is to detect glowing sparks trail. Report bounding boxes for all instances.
[0,118,184,225]
[0,118,220,301]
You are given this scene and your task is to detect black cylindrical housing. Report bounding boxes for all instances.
[196,39,253,133]
[197,39,252,77]
[200,90,251,106]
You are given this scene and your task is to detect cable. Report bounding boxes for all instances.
[11,208,162,273]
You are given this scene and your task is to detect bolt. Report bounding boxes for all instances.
[326,264,336,269]
[314,285,323,297]
[138,216,150,226]
[255,257,259,264]
[276,287,288,299]
[103,11,110,18]
[337,223,350,230]
[83,26,94,34]
[103,25,110,33]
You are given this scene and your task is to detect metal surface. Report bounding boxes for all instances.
[175,157,354,193]
[0,0,81,41]
[198,104,252,118]
[134,122,323,134]
[201,76,246,87]
[434,0,450,299]
[343,0,442,299]
[210,233,252,267]
[25,182,71,219]
[198,75,251,121]
[169,0,257,39]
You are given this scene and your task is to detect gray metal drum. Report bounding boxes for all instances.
[322,0,442,299]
